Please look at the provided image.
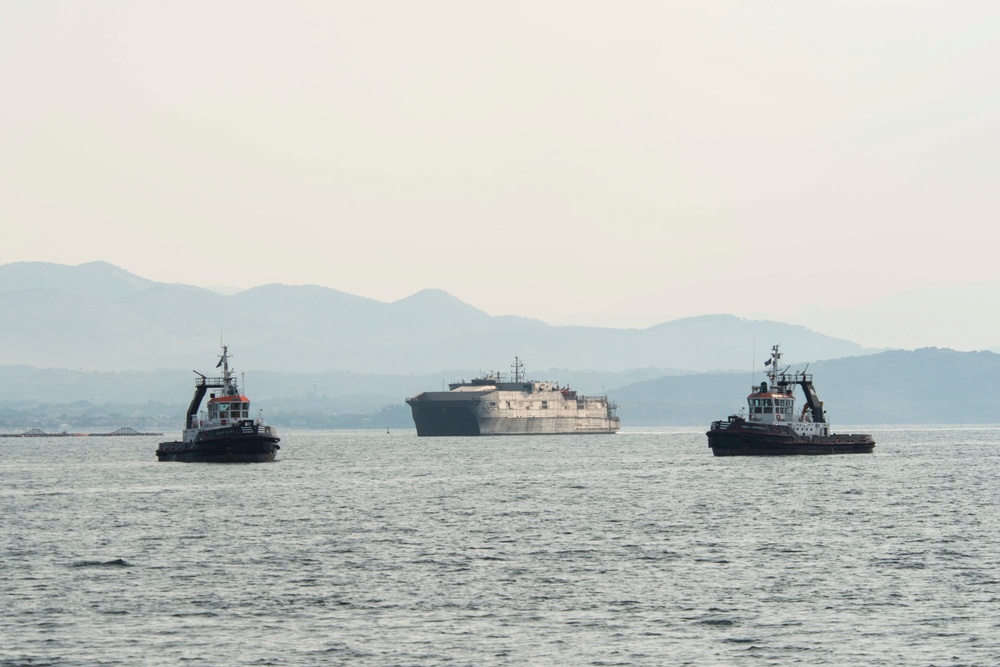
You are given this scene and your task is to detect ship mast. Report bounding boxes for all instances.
[767,344,781,385]
[512,357,524,383]
[218,344,237,395]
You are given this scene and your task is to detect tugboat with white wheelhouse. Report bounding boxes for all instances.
[156,345,280,462]
[707,344,874,456]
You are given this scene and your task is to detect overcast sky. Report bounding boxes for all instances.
[3,2,999,350]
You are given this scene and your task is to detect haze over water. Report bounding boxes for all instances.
[3,428,999,665]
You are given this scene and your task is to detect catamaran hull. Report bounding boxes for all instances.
[410,404,483,436]
[408,402,619,436]
[707,421,874,456]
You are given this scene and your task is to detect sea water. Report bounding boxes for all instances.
[2,427,999,666]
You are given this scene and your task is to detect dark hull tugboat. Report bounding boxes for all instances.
[156,345,280,463]
[707,344,874,456]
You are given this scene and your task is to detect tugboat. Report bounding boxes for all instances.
[406,357,620,436]
[707,344,874,456]
[156,345,280,462]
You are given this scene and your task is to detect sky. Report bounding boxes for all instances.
[3,1,1000,351]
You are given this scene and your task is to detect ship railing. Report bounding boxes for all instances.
[775,370,813,386]
[195,376,230,388]
[238,419,260,434]
[577,394,613,402]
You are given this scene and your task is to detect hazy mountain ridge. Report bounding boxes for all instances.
[0,364,680,410]
[2,348,997,428]
[614,348,1000,425]
[0,261,157,299]
[8,261,997,428]
[0,261,874,373]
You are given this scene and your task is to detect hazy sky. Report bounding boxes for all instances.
[3,2,999,349]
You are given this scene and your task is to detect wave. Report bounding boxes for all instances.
[71,558,132,568]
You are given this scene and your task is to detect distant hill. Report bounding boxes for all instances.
[0,261,873,373]
[0,260,156,298]
[1,348,998,428]
[613,348,1000,426]
[0,364,675,411]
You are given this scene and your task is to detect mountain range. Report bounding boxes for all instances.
[2,261,999,427]
[2,347,998,428]
[0,261,873,374]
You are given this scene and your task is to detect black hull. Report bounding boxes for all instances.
[157,426,280,463]
[707,420,874,456]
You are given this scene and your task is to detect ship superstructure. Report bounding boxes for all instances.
[407,357,620,436]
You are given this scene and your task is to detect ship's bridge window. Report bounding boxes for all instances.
[763,398,773,414]
[212,401,249,419]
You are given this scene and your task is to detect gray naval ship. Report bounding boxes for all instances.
[406,358,620,436]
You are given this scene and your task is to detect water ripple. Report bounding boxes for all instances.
[3,427,1000,665]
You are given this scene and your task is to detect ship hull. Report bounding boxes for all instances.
[707,420,874,456]
[408,398,619,437]
[410,404,483,436]
[156,425,280,463]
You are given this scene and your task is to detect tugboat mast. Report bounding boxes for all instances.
[767,344,781,386]
[218,344,238,395]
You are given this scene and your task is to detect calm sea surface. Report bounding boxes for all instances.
[2,427,999,666]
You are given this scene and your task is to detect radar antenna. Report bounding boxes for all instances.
[512,357,524,383]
